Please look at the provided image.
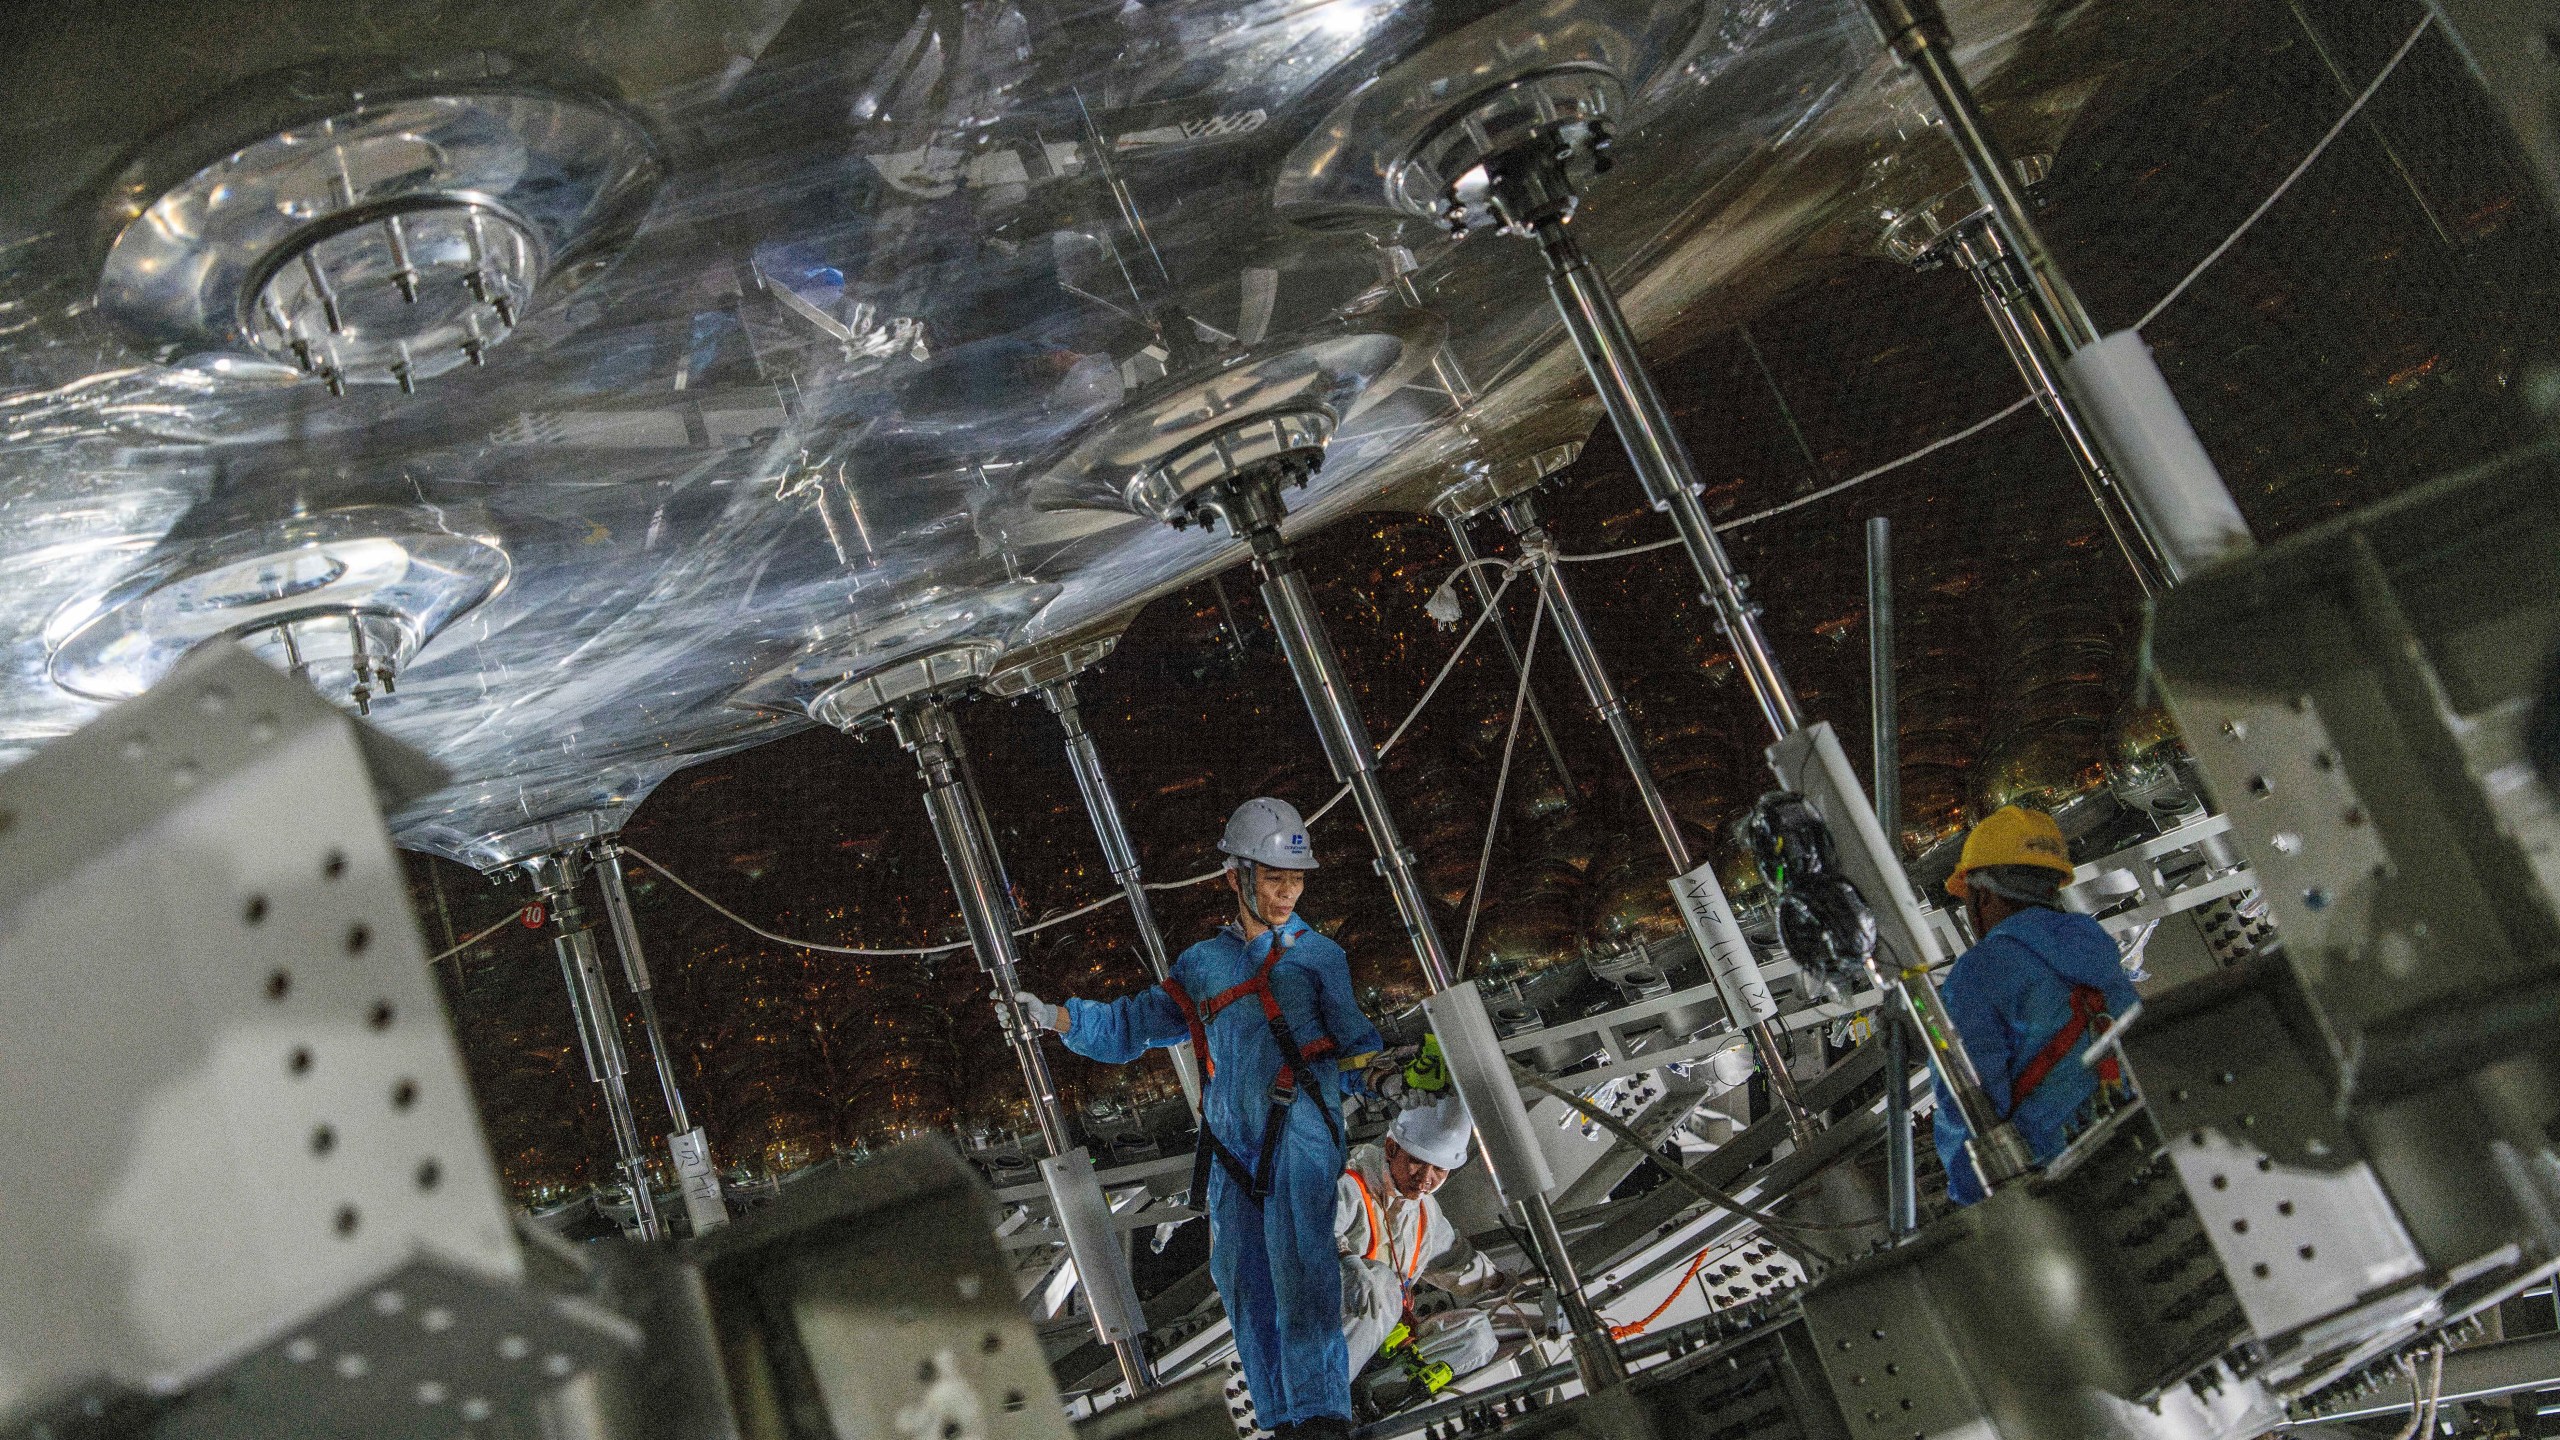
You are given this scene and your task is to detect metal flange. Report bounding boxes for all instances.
[1430,438,1588,520]
[45,505,510,711]
[808,644,1004,733]
[984,634,1122,700]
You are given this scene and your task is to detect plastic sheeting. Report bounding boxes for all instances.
[0,0,2207,866]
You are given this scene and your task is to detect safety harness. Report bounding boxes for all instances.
[2008,982,2122,1111]
[1162,925,1346,1204]
[1346,1165,1429,1281]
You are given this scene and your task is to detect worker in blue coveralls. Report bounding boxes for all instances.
[1933,804,2141,1205]
[1015,798,1385,1440]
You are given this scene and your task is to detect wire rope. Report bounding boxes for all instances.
[426,911,525,967]
[615,558,1531,960]
[1548,16,2434,545]
[1456,586,1550,976]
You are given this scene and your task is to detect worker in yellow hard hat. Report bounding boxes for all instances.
[1932,805,2139,1204]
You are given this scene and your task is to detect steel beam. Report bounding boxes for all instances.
[1867,518,1919,1236]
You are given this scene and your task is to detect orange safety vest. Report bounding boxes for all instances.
[1347,1167,1429,1281]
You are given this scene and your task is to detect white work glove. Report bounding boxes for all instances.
[1012,990,1067,1036]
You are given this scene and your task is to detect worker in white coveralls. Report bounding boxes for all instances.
[1335,1095,1521,1405]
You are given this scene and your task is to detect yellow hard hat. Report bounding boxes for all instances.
[1947,804,2075,902]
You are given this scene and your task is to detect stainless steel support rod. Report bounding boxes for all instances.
[1438,512,1578,802]
[1259,554,1454,990]
[528,852,661,1241]
[1042,677,1203,1109]
[1862,0,2096,351]
[1864,0,2199,591]
[893,697,1157,1395]
[1502,493,1813,1140]
[1197,461,1622,1381]
[592,840,695,1136]
[1867,518,1918,1236]
[1939,218,2169,596]
[1519,1195,1628,1392]
[1534,217,1803,739]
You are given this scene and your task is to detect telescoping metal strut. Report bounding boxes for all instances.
[1144,434,1634,1394]
[1409,61,2038,1194]
[520,849,663,1240]
[889,693,1160,1396]
[990,643,1205,1109]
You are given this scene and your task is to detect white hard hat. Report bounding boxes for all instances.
[1218,796,1318,870]
[1389,1095,1473,1170]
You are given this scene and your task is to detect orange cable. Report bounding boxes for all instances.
[1608,1246,1716,1340]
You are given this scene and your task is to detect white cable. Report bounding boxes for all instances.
[1456,586,1551,976]
[1381,564,1524,758]
[1534,18,2432,545]
[1554,536,1684,564]
[1296,560,1528,829]
[618,563,1533,959]
[427,911,522,967]
[2134,12,2435,333]
[622,843,976,956]
[1716,396,2038,533]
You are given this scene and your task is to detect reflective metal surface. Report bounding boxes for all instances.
[0,0,2197,864]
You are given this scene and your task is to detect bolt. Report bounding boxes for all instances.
[493,294,518,328]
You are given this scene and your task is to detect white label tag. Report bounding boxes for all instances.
[1672,862,1778,1027]
[668,1128,729,1233]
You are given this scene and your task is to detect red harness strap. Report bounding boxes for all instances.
[1160,933,1345,1202]
[2009,983,2122,1112]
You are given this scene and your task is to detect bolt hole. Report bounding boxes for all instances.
[265,969,292,1002]
[2299,1244,2317,1261]
[392,1078,418,1111]
[416,1158,442,1192]
[917,1359,937,1382]
[2210,1174,2228,1190]
[311,1125,336,1157]
[245,895,270,925]
[323,850,347,881]
[982,1331,1003,1353]
[333,1205,360,1238]
[368,1001,394,1031]
[289,1046,313,1077]
[2232,1219,2250,1234]
[1003,1391,1027,1414]
[2252,1262,2271,1279]
[2246,775,2272,798]
[346,924,371,956]
[2277,1201,2294,1216]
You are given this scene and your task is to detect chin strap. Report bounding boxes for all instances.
[1235,858,1275,935]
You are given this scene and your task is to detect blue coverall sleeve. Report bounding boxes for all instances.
[1063,986,1189,1065]
[1940,949,2020,1119]
[2047,922,2144,1017]
[1310,937,1385,1062]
